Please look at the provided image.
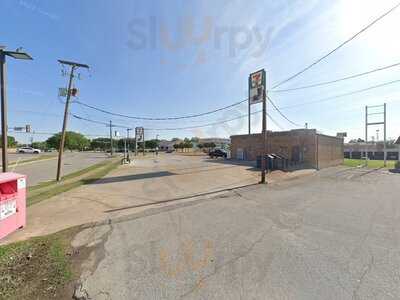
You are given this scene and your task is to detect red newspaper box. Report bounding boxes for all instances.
[0,173,27,240]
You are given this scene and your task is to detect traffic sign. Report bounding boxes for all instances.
[135,127,144,142]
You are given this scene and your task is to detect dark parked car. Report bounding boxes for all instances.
[209,149,227,158]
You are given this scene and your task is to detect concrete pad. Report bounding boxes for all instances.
[1,154,314,244]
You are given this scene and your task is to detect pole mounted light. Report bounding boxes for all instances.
[0,47,33,172]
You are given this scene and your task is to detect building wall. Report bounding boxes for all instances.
[317,134,344,169]
[231,129,343,169]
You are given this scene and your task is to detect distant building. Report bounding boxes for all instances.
[344,142,400,160]
[159,139,181,151]
[231,129,343,169]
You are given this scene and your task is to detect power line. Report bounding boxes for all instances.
[278,79,400,110]
[266,95,302,127]
[271,62,400,92]
[74,98,247,121]
[9,130,108,137]
[70,113,131,129]
[145,110,283,131]
[266,113,285,130]
[271,2,400,89]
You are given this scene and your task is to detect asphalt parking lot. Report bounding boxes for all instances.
[69,159,400,299]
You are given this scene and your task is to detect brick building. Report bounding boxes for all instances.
[230,129,343,169]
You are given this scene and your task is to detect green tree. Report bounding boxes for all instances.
[32,141,48,150]
[183,139,193,152]
[90,138,110,151]
[46,131,90,151]
[0,135,17,148]
[145,139,159,149]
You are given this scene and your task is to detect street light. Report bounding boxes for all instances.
[0,47,33,172]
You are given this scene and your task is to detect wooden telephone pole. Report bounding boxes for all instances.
[56,60,89,181]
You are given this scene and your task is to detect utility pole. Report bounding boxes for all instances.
[156,134,159,156]
[126,128,132,162]
[56,60,89,181]
[0,47,32,172]
[109,120,113,156]
[261,85,267,184]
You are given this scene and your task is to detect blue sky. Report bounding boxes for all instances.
[1,0,400,143]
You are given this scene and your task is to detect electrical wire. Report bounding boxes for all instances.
[266,95,302,127]
[73,98,247,121]
[70,114,131,129]
[271,2,400,90]
[145,110,285,131]
[271,62,400,92]
[277,79,400,110]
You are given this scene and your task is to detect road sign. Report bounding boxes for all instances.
[13,127,24,131]
[58,88,68,97]
[135,127,144,142]
[336,132,347,138]
[249,70,265,105]
[25,124,31,133]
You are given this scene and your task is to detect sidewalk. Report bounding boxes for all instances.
[1,155,315,244]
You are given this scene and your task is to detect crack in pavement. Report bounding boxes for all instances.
[179,226,272,299]
[352,255,375,300]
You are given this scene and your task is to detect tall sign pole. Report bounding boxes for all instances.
[109,120,114,156]
[249,69,267,183]
[365,105,368,166]
[142,129,145,156]
[384,103,387,167]
[248,75,251,135]
[365,103,387,168]
[56,60,89,181]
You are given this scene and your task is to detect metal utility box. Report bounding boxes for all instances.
[0,173,27,240]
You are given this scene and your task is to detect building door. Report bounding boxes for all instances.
[237,148,244,160]
[292,146,300,162]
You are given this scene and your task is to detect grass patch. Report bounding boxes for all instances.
[343,158,396,169]
[27,159,120,206]
[0,228,77,299]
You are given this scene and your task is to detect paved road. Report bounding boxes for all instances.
[72,165,400,299]
[6,152,56,163]
[8,152,110,186]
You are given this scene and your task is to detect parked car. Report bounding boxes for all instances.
[209,149,227,158]
[17,147,41,154]
[166,149,174,153]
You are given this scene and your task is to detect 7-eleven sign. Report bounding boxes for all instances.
[249,69,265,105]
